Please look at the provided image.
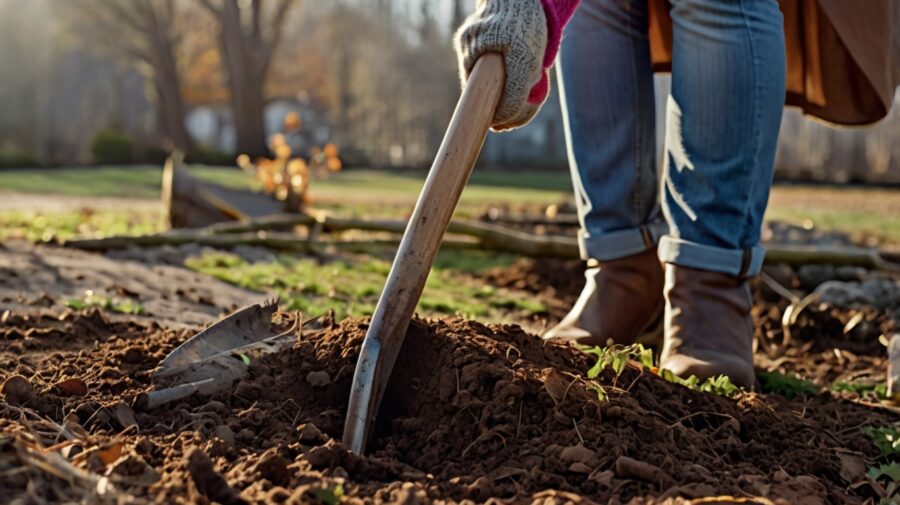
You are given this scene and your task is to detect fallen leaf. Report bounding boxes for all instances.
[109,402,139,430]
[542,368,569,406]
[85,442,125,469]
[837,452,866,483]
[54,378,88,397]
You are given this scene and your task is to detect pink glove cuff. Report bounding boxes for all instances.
[528,0,580,104]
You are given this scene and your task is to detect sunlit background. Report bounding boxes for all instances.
[0,0,897,183]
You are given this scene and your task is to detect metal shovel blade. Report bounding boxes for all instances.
[341,53,505,455]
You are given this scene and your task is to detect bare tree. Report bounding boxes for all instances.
[69,0,194,152]
[196,0,300,157]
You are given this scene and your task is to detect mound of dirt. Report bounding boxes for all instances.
[2,310,896,504]
[481,258,586,321]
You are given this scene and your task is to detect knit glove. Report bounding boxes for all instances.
[455,0,581,131]
[454,0,548,131]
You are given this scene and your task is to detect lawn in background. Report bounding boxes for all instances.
[0,165,898,244]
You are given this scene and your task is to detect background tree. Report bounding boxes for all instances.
[65,0,194,153]
[196,0,300,157]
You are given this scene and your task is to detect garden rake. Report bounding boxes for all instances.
[342,53,505,454]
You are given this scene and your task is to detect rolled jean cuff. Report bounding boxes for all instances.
[578,220,668,261]
[658,236,766,277]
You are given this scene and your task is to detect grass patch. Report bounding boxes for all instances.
[183,250,545,321]
[0,208,162,241]
[65,290,144,314]
[3,167,898,246]
[832,379,889,401]
[0,165,254,199]
[758,371,818,398]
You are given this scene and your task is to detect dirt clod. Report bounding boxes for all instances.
[187,449,248,505]
[306,370,331,387]
[2,375,34,405]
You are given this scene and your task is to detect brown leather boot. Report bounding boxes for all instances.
[542,248,664,347]
[659,264,756,389]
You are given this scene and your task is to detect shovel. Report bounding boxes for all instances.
[342,53,505,454]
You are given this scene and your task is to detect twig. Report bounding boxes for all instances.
[60,216,900,271]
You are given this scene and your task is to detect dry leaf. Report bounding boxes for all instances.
[837,452,866,483]
[54,378,88,397]
[86,442,125,470]
[542,368,569,407]
[109,402,139,430]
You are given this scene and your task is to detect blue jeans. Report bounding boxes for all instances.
[557,0,786,277]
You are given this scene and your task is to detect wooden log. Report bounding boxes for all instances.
[61,220,900,272]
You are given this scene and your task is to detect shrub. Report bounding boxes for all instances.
[91,129,134,165]
[0,146,40,168]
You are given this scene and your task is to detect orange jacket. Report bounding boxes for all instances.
[647,0,900,125]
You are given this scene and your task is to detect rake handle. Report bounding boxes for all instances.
[342,53,505,454]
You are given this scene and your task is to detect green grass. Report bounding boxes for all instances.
[65,289,144,314]
[766,206,900,245]
[1,165,898,244]
[0,166,570,218]
[183,249,543,321]
[0,208,162,241]
[0,165,255,199]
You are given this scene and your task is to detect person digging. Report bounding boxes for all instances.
[454,0,899,389]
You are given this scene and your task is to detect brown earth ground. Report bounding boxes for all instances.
[2,241,899,504]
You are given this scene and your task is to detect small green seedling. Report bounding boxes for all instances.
[658,369,741,398]
[864,425,900,503]
[311,484,345,505]
[580,343,653,379]
[833,380,889,401]
[867,462,900,482]
[867,426,900,459]
[580,344,741,399]
[579,343,653,403]
[758,371,818,398]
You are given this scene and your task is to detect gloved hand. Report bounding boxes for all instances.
[454,0,580,131]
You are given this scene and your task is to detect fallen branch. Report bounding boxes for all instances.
[61,232,481,255]
[59,215,900,272]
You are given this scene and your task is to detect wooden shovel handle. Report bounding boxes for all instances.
[342,53,505,454]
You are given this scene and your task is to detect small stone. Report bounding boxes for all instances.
[568,462,593,474]
[200,401,229,415]
[306,371,331,387]
[236,428,255,443]
[2,375,34,405]
[560,444,600,467]
[305,444,338,469]
[254,451,290,485]
[297,422,324,443]
[465,476,492,501]
[122,348,143,364]
[774,468,791,482]
[213,425,235,446]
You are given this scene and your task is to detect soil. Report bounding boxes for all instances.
[0,241,258,327]
[2,245,900,504]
